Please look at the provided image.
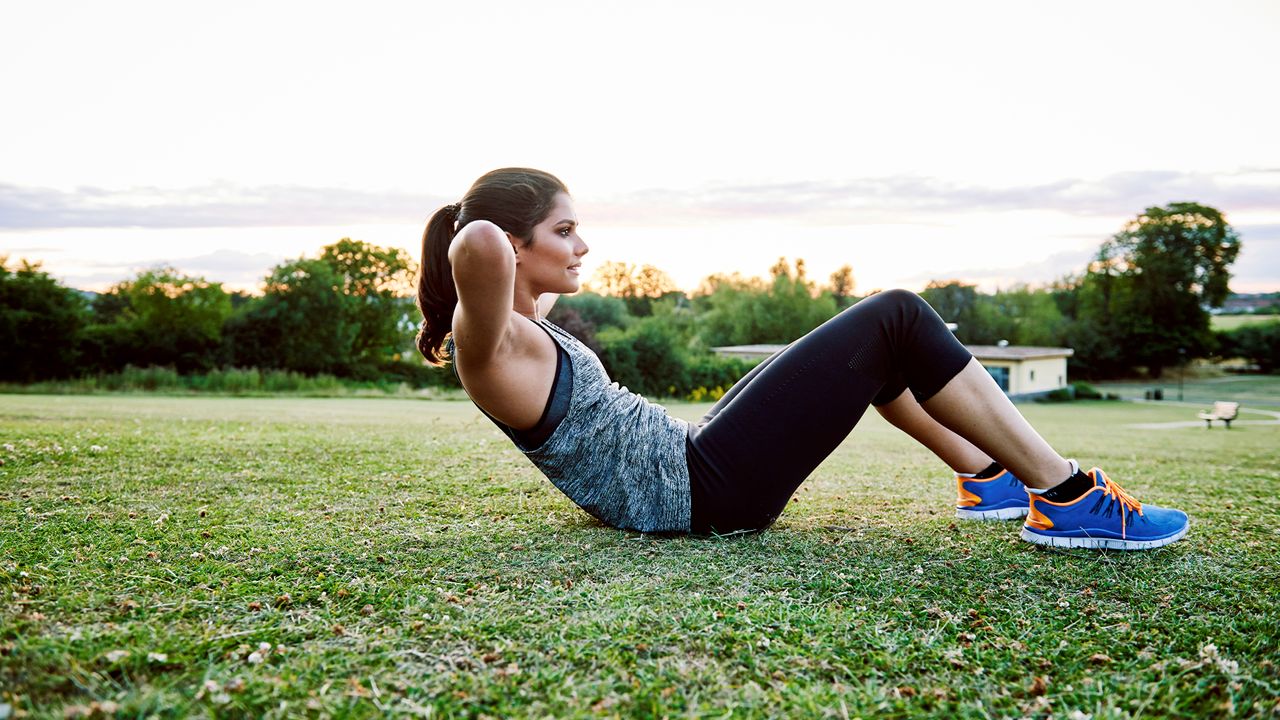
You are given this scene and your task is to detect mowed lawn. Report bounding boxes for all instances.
[1210,315,1279,332]
[2,394,1278,718]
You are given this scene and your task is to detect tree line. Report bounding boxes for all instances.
[2,239,423,386]
[3,201,1275,395]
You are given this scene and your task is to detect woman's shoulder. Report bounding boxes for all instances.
[453,313,560,429]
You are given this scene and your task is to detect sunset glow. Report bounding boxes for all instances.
[3,0,1278,295]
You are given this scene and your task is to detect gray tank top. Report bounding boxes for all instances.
[447,318,692,533]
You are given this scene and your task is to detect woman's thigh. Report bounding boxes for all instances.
[686,289,971,534]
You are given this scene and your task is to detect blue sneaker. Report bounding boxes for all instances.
[956,468,1030,521]
[1021,467,1189,550]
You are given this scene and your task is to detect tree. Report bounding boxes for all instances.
[545,306,603,356]
[222,259,360,374]
[1219,322,1280,374]
[317,238,417,366]
[693,259,837,346]
[919,281,982,342]
[83,267,232,373]
[596,317,688,396]
[828,264,856,310]
[0,257,88,382]
[554,292,630,331]
[1099,202,1239,308]
[1081,202,1241,376]
[972,285,1068,347]
[586,261,679,316]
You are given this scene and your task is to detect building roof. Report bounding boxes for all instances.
[710,344,789,355]
[965,345,1074,360]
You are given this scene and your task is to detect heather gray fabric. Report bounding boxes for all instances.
[448,318,692,533]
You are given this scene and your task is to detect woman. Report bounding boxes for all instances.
[416,168,1188,550]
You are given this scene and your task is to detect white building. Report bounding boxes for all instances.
[965,345,1074,399]
[710,344,1074,401]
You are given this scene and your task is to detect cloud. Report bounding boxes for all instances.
[1,246,62,253]
[171,249,288,276]
[2,169,1278,230]
[1236,223,1280,242]
[894,222,1280,291]
[55,249,288,291]
[0,181,447,229]
[898,248,1098,288]
[589,169,1280,225]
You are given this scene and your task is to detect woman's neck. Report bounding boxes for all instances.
[513,294,539,321]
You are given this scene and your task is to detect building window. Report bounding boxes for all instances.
[1030,370,1036,381]
[987,366,1010,392]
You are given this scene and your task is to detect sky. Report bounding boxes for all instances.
[2,0,1278,295]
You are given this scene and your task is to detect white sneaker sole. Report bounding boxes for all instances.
[1020,524,1189,550]
[956,506,1030,521]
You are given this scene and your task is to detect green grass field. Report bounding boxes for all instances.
[3,394,1278,718]
[1211,315,1280,331]
[1095,374,1280,409]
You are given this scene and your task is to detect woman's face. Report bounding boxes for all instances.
[515,192,588,295]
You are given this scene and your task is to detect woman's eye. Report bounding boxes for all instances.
[558,228,572,237]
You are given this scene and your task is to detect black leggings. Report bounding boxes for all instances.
[686,289,974,535]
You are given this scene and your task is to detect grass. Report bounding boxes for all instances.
[1094,374,1280,409]
[1211,315,1280,331]
[0,366,464,400]
[2,394,1278,718]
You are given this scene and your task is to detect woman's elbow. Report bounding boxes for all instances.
[449,221,509,264]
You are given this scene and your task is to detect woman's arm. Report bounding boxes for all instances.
[449,221,515,365]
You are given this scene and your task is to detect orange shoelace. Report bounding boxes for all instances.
[1098,471,1144,538]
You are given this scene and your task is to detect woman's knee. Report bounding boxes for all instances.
[871,288,928,312]
[835,288,931,327]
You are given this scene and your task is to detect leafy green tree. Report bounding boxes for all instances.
[694,259,837,346]
[546,306,603,356]
[973,285,1068,346]
[317,238,417,366]
[83,267,232,373]
[1079,202,1240,376]
[222,259,360,374]
[0,257,88,381]
[1219,322,1280,373]
[827,264,856,310]
[919,281,983,342]
[691,271,766,346]
[587,261,680,316]
[554,292,630,331]
[597,316,689,396]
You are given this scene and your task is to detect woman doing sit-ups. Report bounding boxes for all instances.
[415,168,1188,550]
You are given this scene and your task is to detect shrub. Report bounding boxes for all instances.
[1219,321,1280,373]
[555,292,630,330]
[597,318,688,396]
[1039,387,1075,403]
[1072,381,1103,400]
[113,365,183,391]
[686,385,728,403]
[685,354,754,393]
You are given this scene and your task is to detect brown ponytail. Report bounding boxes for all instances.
[415,168,568,366]
[416,203,462,365]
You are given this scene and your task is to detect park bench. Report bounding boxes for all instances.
[1198,401,1240,429]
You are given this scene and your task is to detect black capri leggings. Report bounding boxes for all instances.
[685,289,974,535]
